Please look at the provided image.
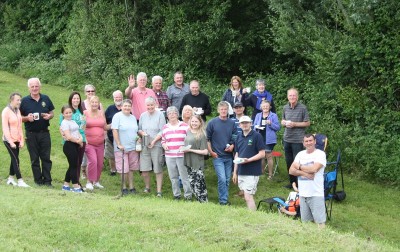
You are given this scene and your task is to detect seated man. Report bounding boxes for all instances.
[289,133,327,228]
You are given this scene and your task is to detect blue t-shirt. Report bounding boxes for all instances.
[111,112,138,152]
[235,130,264,176]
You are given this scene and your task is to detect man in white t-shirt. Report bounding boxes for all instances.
[289,133,327,228]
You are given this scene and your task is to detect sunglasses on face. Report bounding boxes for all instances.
[86,90,95,93]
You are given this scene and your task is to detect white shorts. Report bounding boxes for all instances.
[238,175,259,195]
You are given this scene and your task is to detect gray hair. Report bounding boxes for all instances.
[218,101,230,109]
[145,96,156,105]
[84,84,96,92]
[122,99,132,105]
[112,90,123,97]
[27,77,41,87]
[166,106,179,115]
[256,79,265,87]
[152,75,163,83]
[137,72,147,81]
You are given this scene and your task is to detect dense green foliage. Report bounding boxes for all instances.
[0,0,399,184]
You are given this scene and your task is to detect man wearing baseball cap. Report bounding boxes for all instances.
[232,116,265,211]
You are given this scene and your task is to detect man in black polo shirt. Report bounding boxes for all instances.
[20,78,55,186]
[232,116,265,211]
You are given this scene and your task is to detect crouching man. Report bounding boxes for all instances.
[232,116,265,211]
[289,133,327,228]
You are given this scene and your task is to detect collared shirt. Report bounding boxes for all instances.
[20,93,55,132]
[166,83,190,110]
[128,87,158,119]
[282,102,310,143]
[153,89,170,111]
[234,130,264,176]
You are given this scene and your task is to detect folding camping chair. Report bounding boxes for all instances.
[324,150,344,220]
[264,151,283,178]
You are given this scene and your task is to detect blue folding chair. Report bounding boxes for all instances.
[324,150,343,220]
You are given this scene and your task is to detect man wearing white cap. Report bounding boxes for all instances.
[232,116,265,211]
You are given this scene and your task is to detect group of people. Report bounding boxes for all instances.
[2,71,327,227]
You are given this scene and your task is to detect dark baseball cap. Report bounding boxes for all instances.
[233,102,244,108]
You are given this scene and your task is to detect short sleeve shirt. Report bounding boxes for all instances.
[111,112,138,152]
[20,94,55,131]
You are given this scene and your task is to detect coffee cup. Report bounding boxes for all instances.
[33,113,40,120]
[244,87,251,93]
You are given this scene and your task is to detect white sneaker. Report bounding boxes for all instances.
[94,182,104,189]
[17,179,30,188]
[6,177,17,186]
[85,182,94,190]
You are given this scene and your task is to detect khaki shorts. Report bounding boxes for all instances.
[114,150,139,173]
[139,146,164,173]
[104,138,115,159]
[238,175,259,195]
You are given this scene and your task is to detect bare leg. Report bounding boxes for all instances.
[128,171,134,189]
[266,152,273,178]
[156,172,163,192]
[142,171,151,189]
[109,158,116,172]
[244,192,256,211]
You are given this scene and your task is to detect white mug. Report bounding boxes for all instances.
[33,112,40,120]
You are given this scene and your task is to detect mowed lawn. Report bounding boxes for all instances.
[0,71,399,251]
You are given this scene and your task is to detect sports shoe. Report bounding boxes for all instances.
[17,179,30,188]
[174,196,181,201]
[62,185,71,191]
[110,171,117,176]
[143,188,150,193]
[72,188,83,193]
[122,189,129,195]
[6,177,17,186]
[85,182,94,190]
[156,192,162,197]
[94,182,104,189]
[130,188,137,194]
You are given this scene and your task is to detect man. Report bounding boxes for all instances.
[105,90,123,176]
[179,80,211,122]
[166,71,190,113]
[231,101,247,197]
[206,101,237,205]
[125,72,158,119]
[232,116,265,211]
[20,78,55,186]
[281,88,310,188]
[152,75,170,112]
[289,134,327,228]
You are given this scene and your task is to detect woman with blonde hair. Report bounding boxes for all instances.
[181,105,194,124]
[182,115,209,202]
[221,76,249,116]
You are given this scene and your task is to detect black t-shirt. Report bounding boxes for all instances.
[105,104,121,142]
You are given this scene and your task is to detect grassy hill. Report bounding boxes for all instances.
[0,71,399,251]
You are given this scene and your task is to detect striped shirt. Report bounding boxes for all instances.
[161,121,188,157]
[153,89,170,111]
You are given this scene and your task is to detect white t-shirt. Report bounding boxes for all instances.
[61,119,81,140]
[294,149,326,197]
[111,112,138,152]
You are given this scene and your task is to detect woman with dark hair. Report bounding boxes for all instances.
[2,93,30,187]
[60,105,84,192]
[59,91,87,181]
[221,76,249,116]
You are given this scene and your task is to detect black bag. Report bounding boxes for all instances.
[334,190,346,201]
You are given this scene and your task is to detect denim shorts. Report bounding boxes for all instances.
[265,144,276,153]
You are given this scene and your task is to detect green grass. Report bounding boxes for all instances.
[0,70,399,251]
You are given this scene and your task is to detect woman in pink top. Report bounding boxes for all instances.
[2,93,30,187]
[161,106,191,200]
[84,96,108,190]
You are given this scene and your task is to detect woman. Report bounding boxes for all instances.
[221,76,249,116]
[244,79,275,120]
[2,93,30,187]
[59,92,86,180]
[161,106,192,200]
[181,105,194,124]
[81,84,103,179]
[112,99,140,194]
[182,115,209,202]
[253,100,280,179]
[84,96,108,190]
[138,97,166,196]
[60,105,84,192]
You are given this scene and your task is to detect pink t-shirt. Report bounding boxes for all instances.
[84,110,106,146]
[129,88,158,119]
[2,106,24,144]
[161,121,188,158]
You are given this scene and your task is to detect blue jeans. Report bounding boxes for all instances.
[212,157,233,204]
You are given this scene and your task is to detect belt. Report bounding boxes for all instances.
[28,129,49,133]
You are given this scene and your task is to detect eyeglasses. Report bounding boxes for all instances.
[86,90,95,93]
